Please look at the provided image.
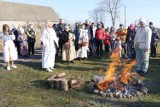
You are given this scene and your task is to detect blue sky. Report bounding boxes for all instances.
[1,0,160,27]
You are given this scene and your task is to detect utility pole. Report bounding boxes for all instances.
[124,5,126,28]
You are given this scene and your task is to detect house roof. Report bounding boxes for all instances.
[0,1,59,22]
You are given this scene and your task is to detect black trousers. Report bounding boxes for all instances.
[28,42,35,55]
[14,41,20,55]
[96,40,103,58]
[122,43,127,55]
[151,45,157,57]
[105,45,110,53]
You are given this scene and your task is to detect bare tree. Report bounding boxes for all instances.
[90,8,106,24]
[98,0,122,27]
[35,22,46,33]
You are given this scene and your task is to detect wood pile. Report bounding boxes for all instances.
[46,73,83,91]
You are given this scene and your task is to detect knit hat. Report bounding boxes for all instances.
[139,17,146,23]
[130,24,135,29]
[119,24,123,27]
[149,22,153,25]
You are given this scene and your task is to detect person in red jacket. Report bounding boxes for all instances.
[95,23,105,59]
[104,27,111,53]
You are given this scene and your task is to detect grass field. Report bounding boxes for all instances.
[0,46,160,107]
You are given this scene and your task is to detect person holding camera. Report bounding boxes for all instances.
[1,24,18,71]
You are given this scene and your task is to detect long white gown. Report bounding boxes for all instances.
[77,29,89,58]
[2,33,18,62]
[41,28,58,69]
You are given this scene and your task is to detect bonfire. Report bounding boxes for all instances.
[87,48,149,98]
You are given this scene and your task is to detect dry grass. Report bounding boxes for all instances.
[0,45,160,107]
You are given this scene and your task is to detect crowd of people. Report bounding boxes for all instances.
[1,17,160,73]
[1,24,36,70]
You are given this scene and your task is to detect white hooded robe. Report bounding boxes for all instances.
[41,28,58,69]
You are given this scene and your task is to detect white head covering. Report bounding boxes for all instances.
[139,17,146,24]
[13,24,18,29]
[47,21,53,28]
[65,25,69,31]
[19,27,25,34]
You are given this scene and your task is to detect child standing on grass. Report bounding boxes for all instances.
[115,36,122,59]
[104,27,111,53]
[1,24,18,70]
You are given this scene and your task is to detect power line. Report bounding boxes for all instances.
[59,11,90,14]
[126,5,160,7]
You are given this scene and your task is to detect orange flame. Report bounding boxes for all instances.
[119,60,137,84]
[99,68,103,74]
[98,48,121,90]
[97,48,137,91]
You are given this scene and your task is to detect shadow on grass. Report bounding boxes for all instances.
[31,80,51,90]
[55,64,102,72]
[138,58,160,95]
[16,60,42,70]
[89,98,160,107]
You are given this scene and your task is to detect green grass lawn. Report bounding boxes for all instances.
[0,47,160,107]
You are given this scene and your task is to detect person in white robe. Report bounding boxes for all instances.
[1,24,18,71]
[77,24,89,59]
[41,22,59,72]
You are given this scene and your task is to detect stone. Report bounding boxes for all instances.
[109,93,113,98]
[94,89,100,94]
[100,91,107,97]
[136,91,143,96]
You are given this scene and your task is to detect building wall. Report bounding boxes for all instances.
[0,21,27,32]
[0,21,58,49]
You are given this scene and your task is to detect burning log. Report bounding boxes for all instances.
[93,75,105,84]
[87,82,97,93]
[98,81,109,91]
[87,48,149,99]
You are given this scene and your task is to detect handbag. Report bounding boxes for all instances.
[78,37,88,47]
[64,42,71,49]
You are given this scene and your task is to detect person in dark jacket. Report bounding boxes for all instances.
[11,24,20,55]
[74,22,80,51]
[125,24,136,60]
[26,24,36,56]
[57,19,66,54]
[53,24,60,57]
[85,20,93,56]
[149,22,160,57]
